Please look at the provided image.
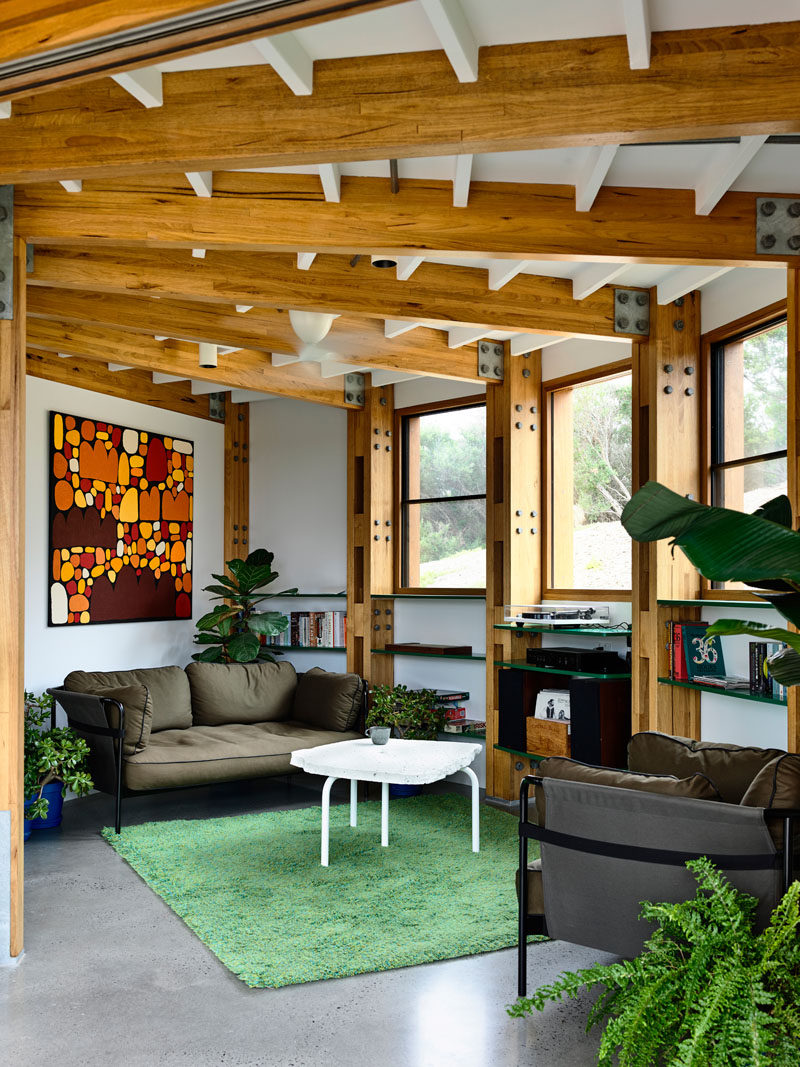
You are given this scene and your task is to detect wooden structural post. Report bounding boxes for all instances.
[224,401,249,564]
[785,269,800,752]
[347,385,395,688]
[485,347,542,801]
[0,200,26,960]
[631,291,702,739]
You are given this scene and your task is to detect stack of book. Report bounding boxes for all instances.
[666,620,747,691]
[267,610,346,648]
[749,641,788,701]
[432,690,486,737]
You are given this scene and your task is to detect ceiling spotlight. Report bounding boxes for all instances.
[198,342,218,368]
[288,309,338,345]
[371,254,398,269]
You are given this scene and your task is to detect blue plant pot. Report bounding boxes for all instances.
[27,782,65,831]
[389,783,423,798]
[23,810,33,841]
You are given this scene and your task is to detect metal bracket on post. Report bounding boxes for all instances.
[478,340,504,380]
[344,373,365,407]
[756,198,800,254]
[0,186,13,320]
[208,392,226,421]
[614,288,650,335]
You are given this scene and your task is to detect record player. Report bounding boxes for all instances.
[504,603,611,627]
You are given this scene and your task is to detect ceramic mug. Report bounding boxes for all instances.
[366,725,390,745]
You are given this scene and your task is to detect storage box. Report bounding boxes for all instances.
[527,717,571,758]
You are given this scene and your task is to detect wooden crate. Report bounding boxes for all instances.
[526,717,570,758]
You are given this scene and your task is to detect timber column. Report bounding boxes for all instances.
[785,269,800,752]
[347,384,395,688]
[224,401,250,563]
[0,189,25,962]
[631,291,702,739]
[485,346,542,800]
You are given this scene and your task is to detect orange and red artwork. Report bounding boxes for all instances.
[48,411,193,626]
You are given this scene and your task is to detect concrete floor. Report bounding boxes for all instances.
[0,778,612,1067]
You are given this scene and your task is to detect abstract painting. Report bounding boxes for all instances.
[49,411,193,626]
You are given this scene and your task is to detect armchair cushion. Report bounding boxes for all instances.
[185,660,297,725]
[291,667,364,732]
[628,731,784,803]
[65,666,192,732]
[92,683,153,756]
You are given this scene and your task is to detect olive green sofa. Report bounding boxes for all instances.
[48,661,366,832]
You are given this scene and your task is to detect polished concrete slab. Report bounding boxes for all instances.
[0,779,611,1066]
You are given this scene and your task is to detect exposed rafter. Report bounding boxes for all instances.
[575,145,618,211]
[384,319,421,338]
[191,248,206,258]
[0,103,10,119]
[509,333,573,356]
[453,154,473,208]
[107,363,133,372]
[236,305,253,314]
[153,372,187,384]
[59,180,82,193]
[396,256,424,281]
[572,262,629,300]
[622,0,651,70]
[185,171,213,198]
[297,252,317,271]
[488,261,530,291]
[110,67,163,108]
[319,163,341,203]
[251,32,314,96]
[694,135,768,216]
[418,0,478,82]
[655,266,733,304]
[448,326,486,348]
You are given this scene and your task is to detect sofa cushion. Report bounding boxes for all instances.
[292,667,364,732]
[627,731,785,803]
[740,755,800,850]
[123,719,360,791]
[515,858,544,916]
[185,660,297,726]
[535,755,721,826]
[65,666,192,732]
[92,683,152,756]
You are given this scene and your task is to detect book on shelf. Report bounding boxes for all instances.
[443,719,485,735]
[443,706,466,722]
[677,623,725,681]
[431,689,470,703]
[666,620,709,681]
[384,642,473,656]
[767,641,788,702]
[690,675,750,690]
[267,610,346,648]
[749,642,772,697]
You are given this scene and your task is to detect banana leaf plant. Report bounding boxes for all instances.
[192,548,296,664]
[621,481,800,687]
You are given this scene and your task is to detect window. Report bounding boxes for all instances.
[399,400,486,590]
[544,365,632,594]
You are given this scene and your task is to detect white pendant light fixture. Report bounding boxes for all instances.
[198,342,218,368]
[288,310,338,345]
[371,253,398,269]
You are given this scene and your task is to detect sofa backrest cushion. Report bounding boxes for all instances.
[65,666,192,732]
[535,755,721,826]
[740,754,800,849]
[291,667,364,732]
[91,683,153,756]
[627,731,785,803]
[185,660,297,725]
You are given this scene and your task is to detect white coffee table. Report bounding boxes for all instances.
[290,738,482,866]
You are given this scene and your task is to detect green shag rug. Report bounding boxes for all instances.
[102,793,536,988]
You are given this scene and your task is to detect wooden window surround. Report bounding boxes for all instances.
[394,394,486,596]
[542,359,633,603]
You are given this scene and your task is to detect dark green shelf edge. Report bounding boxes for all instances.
[495,660,631,680]
[273,593,346,598]
[657,599,776,609]
[372,593,486,600]
[494,623,630,636]
[494,744,545,763]
[372,649,486,661]
[438,731,487,741]
[658,677,787,706]
[269,646,346,652]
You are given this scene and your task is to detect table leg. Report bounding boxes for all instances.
[381,781,389,847]
[321,775,338,867]
[350,778,358,827]
[464,767,480,852]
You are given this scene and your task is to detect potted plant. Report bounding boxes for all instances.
[621,480,800,688]
[367,684,445,796]
[192,547,296,664]
[509,858,800,1065]
[24,691,94,838]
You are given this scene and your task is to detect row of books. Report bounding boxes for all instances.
[665,620,787,699]
[267,610,346,648]
[748,641,788,701]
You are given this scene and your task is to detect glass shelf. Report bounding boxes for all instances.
[494,623,631,636]
[657,599,775,609]
[372,649,486,661]
[272,592,346,598]
[372,593,486,600]
[274,645,346,652]
[494,743,545,762]
[495,659,631,680]
[658,677,787,706]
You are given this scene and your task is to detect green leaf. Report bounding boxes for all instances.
[247,611,289,636]
[256,646,282,662]
[766,646,800,687]
[621,481,800,587]
[246,548,274,569]
[195,605,237,631]
[705,618,800,653]
[226,559,248,582]
[191,646,225,662]
[210,572,239,591]
[193,632,224,645]
[203,583,242,599]
[752,494,793,528]
[226,632,261,662]
[751,593,800,629]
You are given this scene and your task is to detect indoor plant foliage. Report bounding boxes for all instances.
[621,480,800,687]
[366,683,445,740]
[25,691,94,821]
[509,858,800,1067]
[192,548,295,664]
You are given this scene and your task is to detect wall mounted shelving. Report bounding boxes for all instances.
[658,677,786,706]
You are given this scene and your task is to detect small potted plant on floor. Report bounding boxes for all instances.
[24,691,94,838]
[367,684,445,796]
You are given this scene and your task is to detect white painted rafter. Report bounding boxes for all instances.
[191,380,230,395]
[111,67,163,108]
[235,305,253,314]
[384,319,422,338]
[0,102,10,119]
[572,262,630,300]
[694,136,768,215]
[154,335,169,342]
[448,325,487,348]
[488,261,530,291]
[575,145,619,211]
[622,0,651,70]
[418,0,478,82]
[453,154,473,208]
[252,33,314,95]
[107,363,133,372]
[185,171,213,198]
[152,372,186,384]
[318,360,369,378]
[192,248,206,259]
[231,389,275,403]
[371,370,420,386]
[319,163,341,203]
[656,266,734,304]
[396,256,425,281]
[510,334,570,356]
[59,180,82,193]
[297,252,317,271]
[271,353,301,367]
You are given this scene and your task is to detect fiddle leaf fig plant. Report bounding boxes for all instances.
[24,691,93,821]
[192,548,296,664]
[367,683,444,740]
[621,480,800,687]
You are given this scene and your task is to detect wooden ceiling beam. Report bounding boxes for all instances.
[15,172,795,268]
[26,287,484,381]
[25,318,356,408]
[4,21,800,181]
[28,246,632,340]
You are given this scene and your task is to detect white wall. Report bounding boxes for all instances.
[25,377,224,699]
[701,266,786,334]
